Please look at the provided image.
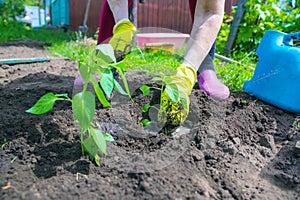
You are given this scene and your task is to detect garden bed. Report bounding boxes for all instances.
[0,41,299,199]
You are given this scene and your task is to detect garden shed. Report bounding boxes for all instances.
[50,0,70,27]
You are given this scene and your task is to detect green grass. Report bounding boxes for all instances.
[0,17,75,44]
[215,51,255,92]
[0,17,88,61]
[122,48,182,76]
[48,41,91,61]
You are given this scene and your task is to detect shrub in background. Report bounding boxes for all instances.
[0,0,24,18]
[235,0,299,53]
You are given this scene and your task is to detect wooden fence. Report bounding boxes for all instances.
[136,0,192,33]
[69,0,239,35]
[69,0,103,34]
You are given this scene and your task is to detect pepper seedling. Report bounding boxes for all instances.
[139,74,188,134]
[26,44,131,166]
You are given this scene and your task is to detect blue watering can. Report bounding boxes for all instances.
[243,30,300,113]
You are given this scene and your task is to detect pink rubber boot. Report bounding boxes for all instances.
[197,70,230,100]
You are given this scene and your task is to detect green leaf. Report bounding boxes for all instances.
[78,64,92,85]
[114,63,132,100]
[82,134,100,166]
[1,138,8,150]
[26,92,63,114]
[162,76,173,85]
[258,10,266,20]
[151,77,162,82]
[166,83,179,103]
[95,44,116,63]
[55,93,69,98]
[103,133,115,142]
[141,119,151,126]
[140,85,150,96]
[90,128,107,155]
[111,60,129,71]
[142,103,151,112]
[72,91,95,131]
[114,79,127,95]
[10,156,17,163]
[179,93,188,109]
[90,78,111,107]
[265,22,275,29]
[100,68,114,98]
[94,154,101,166]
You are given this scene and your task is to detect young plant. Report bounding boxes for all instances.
[26,44,131,166]
[122,48,189,134]
[139,74,187,134]
[1,138,8,150]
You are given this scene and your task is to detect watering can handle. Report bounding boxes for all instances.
[283,32,300,46]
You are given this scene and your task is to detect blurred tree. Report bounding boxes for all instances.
[0,0,24,18]
[25,0,40,6]
[232,0,300,53]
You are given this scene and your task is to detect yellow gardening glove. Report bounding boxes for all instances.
[109,19,136,59]
[159,64,196,126]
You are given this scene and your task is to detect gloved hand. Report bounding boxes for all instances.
[109,19,136,59]
[159,64,196,126]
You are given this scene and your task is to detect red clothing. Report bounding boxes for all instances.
[97,0,197,44]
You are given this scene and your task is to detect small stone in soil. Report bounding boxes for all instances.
[294,140,300,156]
[171,126,190,138]
[259,134,275,152]
[1,64,9,69]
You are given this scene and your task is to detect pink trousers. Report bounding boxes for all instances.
[97,0,197,44]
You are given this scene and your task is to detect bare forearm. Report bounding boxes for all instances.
[107,0,128,22]
[184,0,225,70]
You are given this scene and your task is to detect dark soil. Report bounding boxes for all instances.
[0,41,299,200]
